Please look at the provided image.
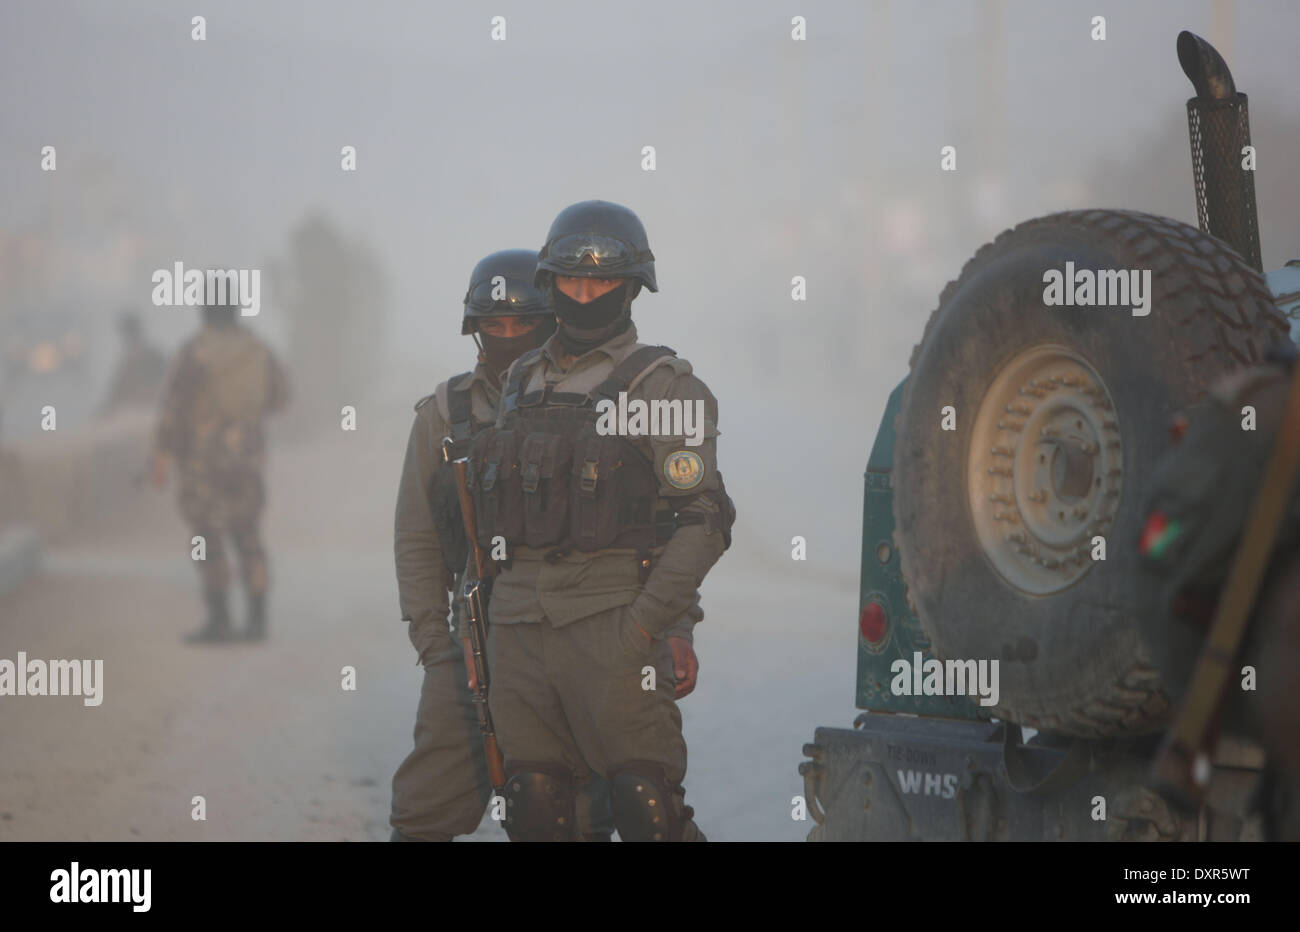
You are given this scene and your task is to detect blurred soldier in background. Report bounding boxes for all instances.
[98,310,168,415]
[151,295,290,643]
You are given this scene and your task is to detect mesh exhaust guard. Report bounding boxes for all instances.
[1178,30,1262,272]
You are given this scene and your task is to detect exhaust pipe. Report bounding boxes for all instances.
[1178,30,1262,272]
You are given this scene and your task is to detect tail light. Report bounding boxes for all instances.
[859,600,888,644]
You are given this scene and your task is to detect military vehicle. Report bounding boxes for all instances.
[799,31,1299,842]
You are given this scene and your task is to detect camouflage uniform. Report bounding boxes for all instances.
[155,321,289,613]
[391,361,702,841]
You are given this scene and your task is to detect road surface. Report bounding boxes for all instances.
[0,410,856,841]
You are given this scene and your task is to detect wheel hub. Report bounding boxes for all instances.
[968,345,1122,595]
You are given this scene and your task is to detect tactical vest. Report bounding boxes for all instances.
[182,331,273,467]
[195,330,272,425]
[468,345,680,569]
[429,373,484,582]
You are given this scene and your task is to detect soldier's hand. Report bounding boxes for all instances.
[462,637,478,692]
[667,637,698,699]
[150,451,170,490]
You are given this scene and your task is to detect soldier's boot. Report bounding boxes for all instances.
[502,763,578,842]
[186,590,235,643]
[244,592,267,641]
[609,761,706,842]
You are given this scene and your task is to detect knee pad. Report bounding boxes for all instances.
[608,761,694,842]
[503,763,577,842]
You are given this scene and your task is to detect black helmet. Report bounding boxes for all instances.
[462,248,554,335]
[535,200,657,294]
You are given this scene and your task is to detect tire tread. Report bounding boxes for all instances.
[896,210,1287,738]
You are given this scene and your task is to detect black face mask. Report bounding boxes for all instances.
[478,317,557,380]
[553,282,631,354]
[553,282,626,329]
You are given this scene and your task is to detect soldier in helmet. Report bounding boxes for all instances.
[391,249,613,841]
[151,292,290,642]
[469,201,735,842]
[390,248,708,841]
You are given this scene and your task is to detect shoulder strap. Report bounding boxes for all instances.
[445,371,475,442]
[590,345,676,404]
[502,349,544,415]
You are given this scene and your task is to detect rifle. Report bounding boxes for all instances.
[442,436,506,797]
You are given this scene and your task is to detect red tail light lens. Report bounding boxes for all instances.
[859,601,887,643]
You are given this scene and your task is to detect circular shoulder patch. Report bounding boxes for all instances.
[663,450,705,490]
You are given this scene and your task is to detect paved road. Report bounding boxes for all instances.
[0,417,857,841]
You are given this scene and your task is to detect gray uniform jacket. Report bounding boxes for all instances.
[487,323,727,638]
[395,359,703,666]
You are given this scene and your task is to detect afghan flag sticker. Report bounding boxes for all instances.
[1139,511,1183,559]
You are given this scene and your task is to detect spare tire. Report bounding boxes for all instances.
[892,209,1289,738]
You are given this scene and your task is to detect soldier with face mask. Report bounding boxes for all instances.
[469,202,735,842]
[392,249,709,841]
[390,249,556,841]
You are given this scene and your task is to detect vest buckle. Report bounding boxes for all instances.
[579,458,599,494]
[521,461,540,493]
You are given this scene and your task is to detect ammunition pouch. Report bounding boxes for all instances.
[468,345,683,562]
[467,428,524,545]
[570,432,661,552]
[520,431,570,548]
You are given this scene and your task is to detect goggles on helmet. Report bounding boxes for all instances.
[464,277,549,314]
[540,233,652,274]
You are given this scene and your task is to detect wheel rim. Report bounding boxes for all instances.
[967,344,1122,595]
